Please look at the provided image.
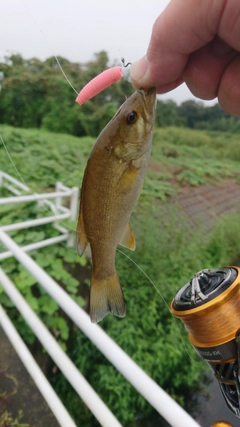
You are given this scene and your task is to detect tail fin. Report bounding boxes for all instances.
[90,272,126,323]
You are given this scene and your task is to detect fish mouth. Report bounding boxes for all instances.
[138,87,156,113]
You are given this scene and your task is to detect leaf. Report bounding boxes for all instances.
[71,295,85,307]
[63,250,77,263]
[16,271,37,289]
[35,252,54,267]
[68,277,79,287]
[39,295,58,315]
[52,317,69,340]
[77,254,87,266]
[66,285,77,294]
[25,293,39,311]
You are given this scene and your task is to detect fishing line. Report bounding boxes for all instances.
[0,134,77,233]
[2,4,200,363]
[1,134,32,191]
[1,137,200,363]
[22,1,78,95]
[117,248,202,364]
[1,135,200,362]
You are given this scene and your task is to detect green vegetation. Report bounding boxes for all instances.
[0,52,132,137]
[1,53,240,138]
[1,54,240,425]
[0,411,29,427]
[151,127,240,188]
[0,197,87,348]
[155,99,240,132]
[1,121,240,426]
[0,125,95,189]
[0,125,240,199]
[52,208,240,427]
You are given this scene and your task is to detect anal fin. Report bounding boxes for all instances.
[119,222,136,251]
[76,201,89,256]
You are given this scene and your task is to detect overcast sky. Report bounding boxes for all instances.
[0,0,217,105]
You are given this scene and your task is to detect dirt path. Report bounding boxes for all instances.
[0,327,60,427]
[174,179,240,231]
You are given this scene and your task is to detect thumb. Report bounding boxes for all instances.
[130,0,227,90]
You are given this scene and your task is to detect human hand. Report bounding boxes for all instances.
[130,0,240,116]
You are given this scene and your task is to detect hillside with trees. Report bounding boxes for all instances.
[1,52,240,135]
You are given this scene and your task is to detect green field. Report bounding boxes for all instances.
[1,124,240,196]
[1,123,240,426]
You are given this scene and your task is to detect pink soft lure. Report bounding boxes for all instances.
[76,66,123,105]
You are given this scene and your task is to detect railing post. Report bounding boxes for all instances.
[67,186,79,247]
[70,187,79,221]
[55,181,62,213]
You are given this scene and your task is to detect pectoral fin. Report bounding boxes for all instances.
[76,202,89,256]
[119,222,136,251]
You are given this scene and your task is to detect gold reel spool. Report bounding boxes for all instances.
[171,267,240,420]
[211,422,234,427]
[171,267,240,363]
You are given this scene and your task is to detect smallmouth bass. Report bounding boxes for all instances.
[77,87,156,323]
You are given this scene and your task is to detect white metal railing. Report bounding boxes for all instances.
[0,229,200,427]
[0,171,79,253]
[0,171,201,427]
[0,267,122,427]
[0,304,77,427]
[0,172,124,426]
[0,170,29,195]
[0,191,73,205]
[0,235,68,261]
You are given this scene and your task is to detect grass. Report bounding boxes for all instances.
[0,124,240,201]
[151,127,240,188]
[0,125,95,190]
[0,411,29,427]
[1,123,240,426]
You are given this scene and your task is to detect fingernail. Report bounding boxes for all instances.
[130,55,149,87]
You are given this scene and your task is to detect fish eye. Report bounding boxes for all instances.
[126,110,137,125]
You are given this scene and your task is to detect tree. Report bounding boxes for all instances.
[0,52,133,137]
[155,100,185,127]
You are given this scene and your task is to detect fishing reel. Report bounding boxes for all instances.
[171,267,240,419]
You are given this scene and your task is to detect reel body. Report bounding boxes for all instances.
[171,267,240,418]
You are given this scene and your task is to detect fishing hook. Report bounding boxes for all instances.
[121,58,132,68]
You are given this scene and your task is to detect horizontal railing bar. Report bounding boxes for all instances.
[3,183,22,196]
[53,224,69,234]
[0,229,200,427]
[0,234,68,261]
[57,205,69,213]
[0,171,29,191]
[57,182,73,192]
[0,304,77,427]
[0,213,70,232]
[0,268,123,427]
[0,191,73,205]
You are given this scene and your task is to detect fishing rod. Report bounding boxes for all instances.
[171,266,240,426]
